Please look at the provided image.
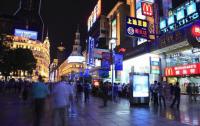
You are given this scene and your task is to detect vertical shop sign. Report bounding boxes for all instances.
[150,57,160,74]
[87,37,95,66]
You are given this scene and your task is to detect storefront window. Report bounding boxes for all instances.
[166,49,200,67]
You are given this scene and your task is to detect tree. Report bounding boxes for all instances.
[0,48,37,80]
[11,48,37,77]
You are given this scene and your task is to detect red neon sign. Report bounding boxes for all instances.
[191,25,200,37]
[165,63,200,77]
[142,2,153,17]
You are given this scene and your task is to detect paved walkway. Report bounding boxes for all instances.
[0,93,200,126]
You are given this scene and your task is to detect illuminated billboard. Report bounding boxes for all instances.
[132,74,149,97]
[186,2,197,15]
[176,9,185,21]
[87,0,101,31]
[160,1,200,33]
[14,29,38,40]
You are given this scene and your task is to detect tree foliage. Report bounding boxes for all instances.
[0,46,37,79]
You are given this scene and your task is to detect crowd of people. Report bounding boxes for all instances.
[0,76,200,126]
[149,81,200,109]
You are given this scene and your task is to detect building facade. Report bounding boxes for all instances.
[57,27,85,81]
[3,35,50,81]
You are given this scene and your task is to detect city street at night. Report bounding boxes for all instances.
[1,0,200,126]
[0,93,199,126]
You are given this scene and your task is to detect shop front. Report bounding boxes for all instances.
[121,42,161,84]
[151,19,200,93]
[164,48,200,93]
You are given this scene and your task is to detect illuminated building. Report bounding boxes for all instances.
[3,34,50,82]
[58,27,85,80]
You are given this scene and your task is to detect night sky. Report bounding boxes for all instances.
[0,0,98,60]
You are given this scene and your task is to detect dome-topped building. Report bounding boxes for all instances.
[57,26,85,80]
[67,26,85,63]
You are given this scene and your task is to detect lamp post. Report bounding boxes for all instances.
[109,38,116,101]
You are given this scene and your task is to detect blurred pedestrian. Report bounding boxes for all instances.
[192,84,199,102]
[170,82,181,109]
[186,83,192,102]
[52,76,73,126]
[32,75,50,126]
[158,82,166,108]
[101,82,109,107]
[153,81,159,106]
[83,81,90,103]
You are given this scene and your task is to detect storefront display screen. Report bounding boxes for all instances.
[132,74,149,97]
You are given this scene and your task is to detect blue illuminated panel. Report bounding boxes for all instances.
[14,29,38,40]
[168,15,175,25]
[187,2,197,15]
[176,9,185,21]
[160,20,166,29]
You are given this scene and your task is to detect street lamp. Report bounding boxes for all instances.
[109,38,117,101]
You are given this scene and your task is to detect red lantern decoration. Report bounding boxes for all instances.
[191,25,200,37]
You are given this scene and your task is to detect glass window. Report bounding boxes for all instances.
[166,49,200,67]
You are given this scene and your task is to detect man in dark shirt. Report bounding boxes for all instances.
[170,82,181,109]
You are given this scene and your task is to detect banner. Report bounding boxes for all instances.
[101,52,111,70]
[114,54,123,70]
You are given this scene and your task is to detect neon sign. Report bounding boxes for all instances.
[165,63,200,76]
[14,29,38,40]
[191,24,200,37]
[160,1,200,33]
[87,37,95,66]
[87,0,101,31]
[142,2,153,17]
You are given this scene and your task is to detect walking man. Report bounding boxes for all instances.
[32,75,50,126]
[52,76,73,126]
[170,82,181,109]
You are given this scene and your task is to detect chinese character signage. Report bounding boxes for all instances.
[142,2,153,17]
[165,63,200,76]
[126,16,148,38]
[14,29,38,40]
[114,54,123,70]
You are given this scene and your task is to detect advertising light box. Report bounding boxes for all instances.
[176,9,185,21]
[14,29,38,40]
[186,2,197,15]
[132,74,149,97]
[160,20,166,29]
[168,15,175,25]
